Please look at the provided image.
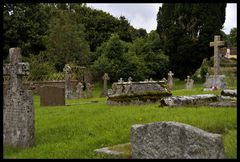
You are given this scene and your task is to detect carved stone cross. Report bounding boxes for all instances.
[210,35,225,75]
[3,48,30,92]
[102,73,110,96]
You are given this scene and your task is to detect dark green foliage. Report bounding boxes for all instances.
[43,9,90,71]
[3,3,51,59]
[157,3,226,79]
[228,27,237,47]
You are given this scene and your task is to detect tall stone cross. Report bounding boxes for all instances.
[63,64,72,99]
[167,71,174,90]
[102,73,110,96]
[210,35,225,75]
[3,48,30,91]
[3,48,35,148]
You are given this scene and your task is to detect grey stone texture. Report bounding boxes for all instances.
[63,64,73,99]
[3,48,35,148]
[108,80,168,97]
[204,75,227,90]
[185,76,194,89]
[167,71,174,90]
[131,121,225,159]
[160,94,218,107]
[39,86,65,106]
[76,82,84,98]
[221,89,237,98]
[101,73,110,97]
[204,36,227,90]
[210,35,224,75]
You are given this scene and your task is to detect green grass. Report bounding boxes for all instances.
[3,80,237,159]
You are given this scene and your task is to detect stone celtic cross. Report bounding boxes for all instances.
[210,35,225,75]
[3,48,34,148]
[3,48,30,91]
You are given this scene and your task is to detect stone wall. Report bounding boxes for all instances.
[3,80,79,96]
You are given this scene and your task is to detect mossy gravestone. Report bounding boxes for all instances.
[131,121,225,159]
[3,48,35,148]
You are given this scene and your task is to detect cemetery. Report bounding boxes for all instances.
[3,3,237,159]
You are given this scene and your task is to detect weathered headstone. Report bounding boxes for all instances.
[63,64,73,99]
[128,77,133,83]
[131,121,225,159]
[101,73,110,97]
[185,76,194,89]
[86,83,94,98]
[39,86,65,106]
[3,48,35,148]
[204,36,227,90]
[76,82,84,98]
[167,71,174,90]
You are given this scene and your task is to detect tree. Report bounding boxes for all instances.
[43,9,90,71]
[3,3,51,60]
[228,27,237,47]
[91,34,147,82]
[157,3,226,79]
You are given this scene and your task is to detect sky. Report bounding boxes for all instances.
[87,3,237,34]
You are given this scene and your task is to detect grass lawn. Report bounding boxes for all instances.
[3,81,237,159]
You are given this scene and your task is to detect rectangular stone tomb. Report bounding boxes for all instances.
[160,94,219,107]
[39,86,65,106]
[131,121,225,159]
[107,81,171,105]
[221,89,237,98]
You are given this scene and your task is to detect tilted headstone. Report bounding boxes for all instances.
[101,73,110,97]
[3,48,35,148]
[167,71,174,90]
[204,36,227,90]
[39,86,65,106]
[76,82,84,98]
[131,121,225,159]
[63,64,73,99]
[185,76,194,89]
[86,83,94,98]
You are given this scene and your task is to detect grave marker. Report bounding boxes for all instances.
[3,48,35,148]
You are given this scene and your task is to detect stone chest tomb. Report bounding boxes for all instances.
[107,79,172,105]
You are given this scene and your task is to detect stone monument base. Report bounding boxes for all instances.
[204,75,227,90]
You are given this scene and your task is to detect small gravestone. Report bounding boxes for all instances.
[131,121,225,159]
[167,71,174,90]
[86,83,94,98]
[63,64,73,99]
[39,86,65,106]
[185,76,194,89]
[3,48,35,148]
[101,73,110,97]
[128,77,133,83]
[76,82,84,98]
[204,36,227,90]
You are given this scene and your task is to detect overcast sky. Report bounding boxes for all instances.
[87,3,237,34]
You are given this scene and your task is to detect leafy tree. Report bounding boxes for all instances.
[157,3,226,79]
[91,34,146,82]
[228,27,237,47]
[3,3,51,60]
[43,9,90,71]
